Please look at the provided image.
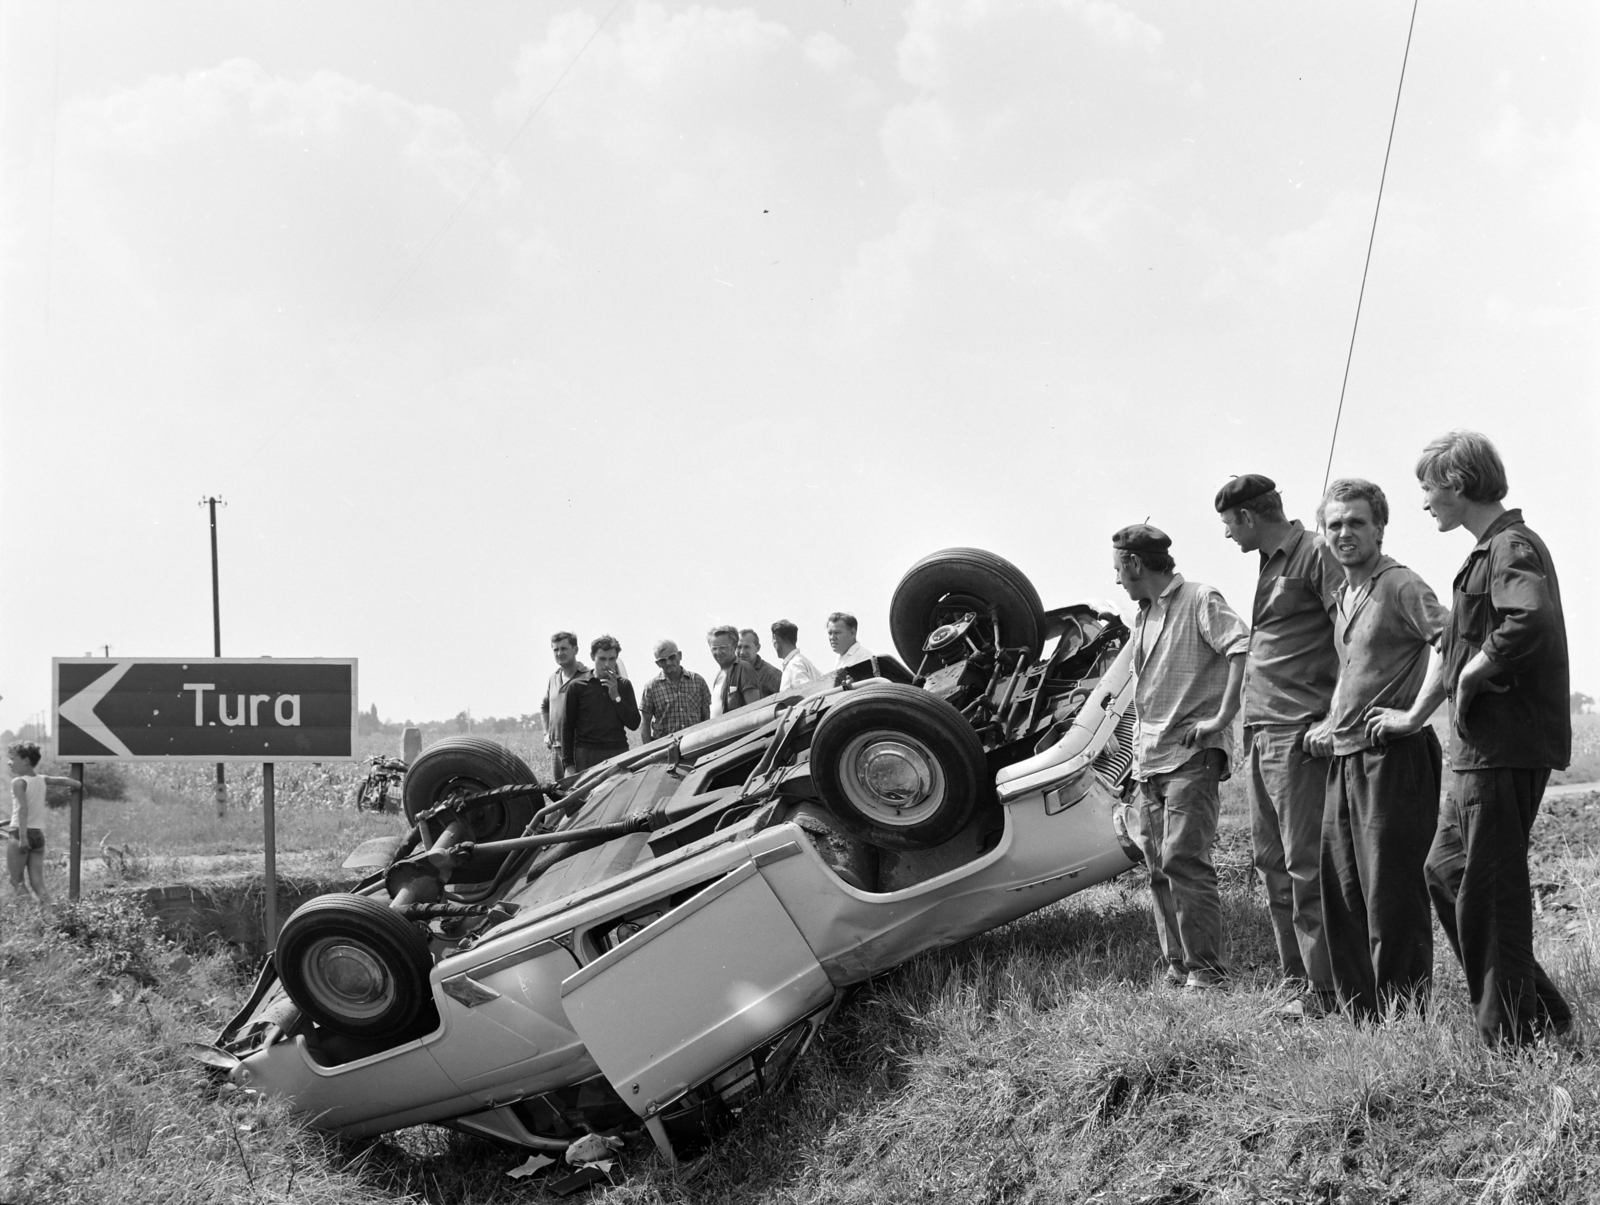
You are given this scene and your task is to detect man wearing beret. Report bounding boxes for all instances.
[1217,474,1343,1018]
[1114,524,1251,990]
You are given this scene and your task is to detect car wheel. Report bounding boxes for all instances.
[402,736,537,839]
[275,893,433,1040]
[810,684,986,850]
[889,547,1046,668]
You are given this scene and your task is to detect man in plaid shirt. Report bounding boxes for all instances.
[639,639,712,742]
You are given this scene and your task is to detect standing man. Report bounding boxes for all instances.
[1304,479,1446,1023]
[737,629,783,697]
[707,625,763,717]
[771,620,823,691]
[540,631,589,780]
[826,612,873,669]
[1217,473,1343,1017]
[1113,524,1250,991]
[1377,432,1570,1047]
[561,635,640,774]
[639,639,711,742]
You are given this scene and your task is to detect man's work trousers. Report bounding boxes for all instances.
[1425,767,1571,1047]
[1133,750,1227,978]
[1246,724,1332,991]
[1321,728,1441,1021]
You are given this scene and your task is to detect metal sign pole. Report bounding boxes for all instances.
[262,762,277,949]
[69,763,84,900]
[206,496,227,817]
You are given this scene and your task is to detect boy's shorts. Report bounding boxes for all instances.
[3,827,43,851]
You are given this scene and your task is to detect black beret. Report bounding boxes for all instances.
[1214,473,1277,513]
[1111,524,1172,556]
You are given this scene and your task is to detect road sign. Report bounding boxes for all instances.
[52,658,357,762]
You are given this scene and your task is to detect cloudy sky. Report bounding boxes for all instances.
[2,0,1595,736]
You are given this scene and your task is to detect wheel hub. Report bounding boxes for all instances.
[839,732,945,826]
[304,938,394,1018]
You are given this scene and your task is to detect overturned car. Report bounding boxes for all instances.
[212,549,1141,1161]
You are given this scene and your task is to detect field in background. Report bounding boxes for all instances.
[28,729,557,882]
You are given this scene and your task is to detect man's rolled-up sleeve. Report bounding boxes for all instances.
[1483,537,1557,672]
[1198,589,1251,658]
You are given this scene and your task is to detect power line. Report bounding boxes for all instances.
[1322,0,1421,495]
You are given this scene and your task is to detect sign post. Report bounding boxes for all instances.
[262,762,277,945]
[69,763,84,900]
[52,657,357,947]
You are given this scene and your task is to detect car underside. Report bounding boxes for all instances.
[209,548,1143,1162]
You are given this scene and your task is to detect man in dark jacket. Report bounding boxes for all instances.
[562,635,640,775]
[1367,431,1572,1046]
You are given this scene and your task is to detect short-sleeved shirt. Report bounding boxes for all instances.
[640,671,711,737]
[1442,509,1570,771]
[710,660,762,717]
[1325,557,1448,756]
[747,656,782,697]
[1130,575,1251,778]
[779,649,823,691]
[1242,522,1342,727]
[835,641,873,669]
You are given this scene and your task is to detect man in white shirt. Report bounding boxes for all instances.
[771,619,822,691]
[826,611,873,669]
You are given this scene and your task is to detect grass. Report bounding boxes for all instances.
[3,784,1597,1204]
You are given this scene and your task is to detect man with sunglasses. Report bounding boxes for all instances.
[640,638,712,742]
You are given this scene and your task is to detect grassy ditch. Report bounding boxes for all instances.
[2,793,1595,1204]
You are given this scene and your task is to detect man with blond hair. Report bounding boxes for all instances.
[1367,432,1572,1046]
[736,629,783,698]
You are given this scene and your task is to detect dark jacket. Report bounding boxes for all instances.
[561,676,640,763]
[1442,509,1570,770]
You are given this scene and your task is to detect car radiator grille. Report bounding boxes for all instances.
[1092,706,1138,788]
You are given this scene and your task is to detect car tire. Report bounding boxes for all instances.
[275,893,434,1040]
[402,737,540,885]
[889,547,1046,668]
[810,684,987,850]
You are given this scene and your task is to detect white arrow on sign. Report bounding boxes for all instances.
[58,661,136,757]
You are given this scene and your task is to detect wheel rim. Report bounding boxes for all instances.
[835,731,946,827]
[299,936,396,1021]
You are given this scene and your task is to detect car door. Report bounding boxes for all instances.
[559,857,835,1120]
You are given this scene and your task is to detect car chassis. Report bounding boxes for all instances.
[210,548,1143,1163]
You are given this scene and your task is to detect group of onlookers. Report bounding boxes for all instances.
[1114,429,1572,1049]
[538,614,872,778]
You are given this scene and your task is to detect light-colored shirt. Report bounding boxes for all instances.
[1242,522,1343,727]
[1325,556,1447,756]
[779,648,823,691]
[1130,574,1250,778]
[8,773,45,831]
[541,664,590,749]
[835,640,873,669]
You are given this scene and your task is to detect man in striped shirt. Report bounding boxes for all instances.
[1115,524,1250,992]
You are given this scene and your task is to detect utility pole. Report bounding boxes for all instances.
[201,495,227,817]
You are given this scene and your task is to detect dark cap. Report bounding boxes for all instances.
[1111,524,1172,556]
[1214,473,1276,513]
